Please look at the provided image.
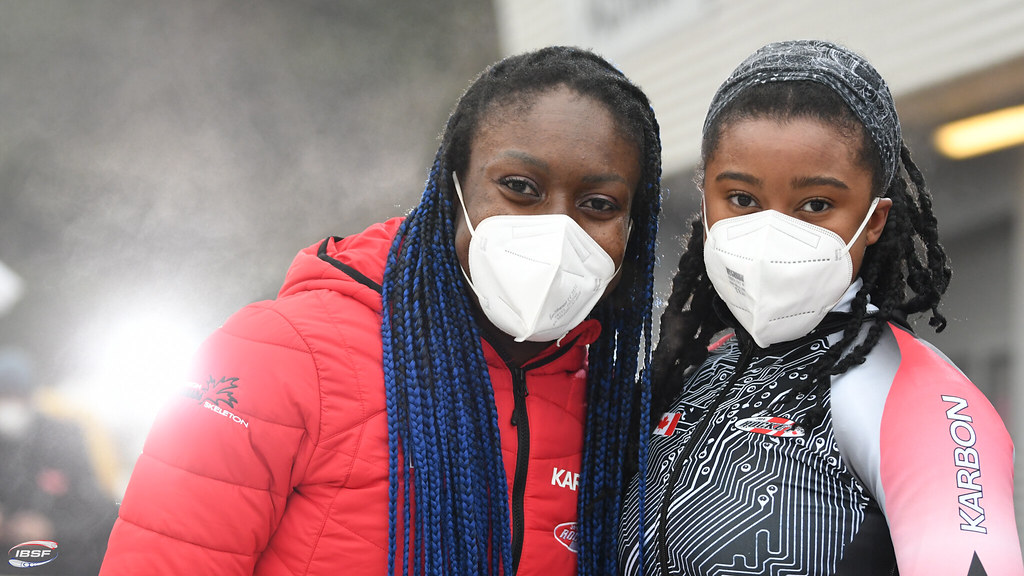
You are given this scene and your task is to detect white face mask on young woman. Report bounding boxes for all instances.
[453,173,625,343]
[703,197,880,348]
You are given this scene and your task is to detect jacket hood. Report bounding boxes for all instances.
[277,217,404,313]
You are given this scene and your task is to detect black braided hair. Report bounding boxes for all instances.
[381,46,662,576]
[651,80,950,429]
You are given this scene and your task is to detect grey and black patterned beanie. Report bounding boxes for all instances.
[704,39,902,191]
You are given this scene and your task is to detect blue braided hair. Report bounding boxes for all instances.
[380,45,662,575]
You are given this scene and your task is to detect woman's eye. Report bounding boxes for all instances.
[500,177,537,196]
[728,193,757,208]
[582,196,619,212]
[802,199,831,213]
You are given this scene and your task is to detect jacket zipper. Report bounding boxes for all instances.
[656,341,754,574]
[489,335,577,575]
[509,366,530,574]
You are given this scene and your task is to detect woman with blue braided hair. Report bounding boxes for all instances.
[619,40,1023,576]
[101,46,662,576]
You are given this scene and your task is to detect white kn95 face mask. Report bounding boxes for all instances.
[453,172,624,343]
[703,197,880,348]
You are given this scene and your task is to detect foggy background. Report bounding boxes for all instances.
[1,0,496,378]
[0,10,504,572]
[0,0,500,501]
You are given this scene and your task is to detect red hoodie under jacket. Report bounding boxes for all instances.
[100,217,598,575]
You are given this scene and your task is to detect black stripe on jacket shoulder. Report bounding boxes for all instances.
[317,236,383,294]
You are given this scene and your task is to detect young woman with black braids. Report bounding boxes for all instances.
[619,40,1023,576]
[101,46,662,576]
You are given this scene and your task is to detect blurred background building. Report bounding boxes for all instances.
[2,0,1024,565]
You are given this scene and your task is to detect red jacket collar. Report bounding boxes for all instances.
[480,318,602,373]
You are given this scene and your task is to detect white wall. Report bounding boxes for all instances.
[494,0,1024,175]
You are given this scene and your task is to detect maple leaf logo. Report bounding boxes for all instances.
[654,412,681,437]
[199,376,239,408]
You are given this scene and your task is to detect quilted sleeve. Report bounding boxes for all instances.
[100,302,321,575]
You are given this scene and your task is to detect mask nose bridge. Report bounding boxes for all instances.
[765,212,825,249]
[454,172,581,233]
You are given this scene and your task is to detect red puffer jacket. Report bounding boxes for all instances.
[100,217,598,575]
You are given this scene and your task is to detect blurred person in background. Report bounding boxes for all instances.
[0,347,116,575]
[619,40,1023,576]
[101,46,662,576]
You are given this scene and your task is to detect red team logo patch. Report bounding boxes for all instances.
[553,522,578,553]
[735,416,804,437]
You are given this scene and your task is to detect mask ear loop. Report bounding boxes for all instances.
[452,172,477,237]
[612,219,632,277]
[700,194,711,236]
[451,172,485,299]
[843,197,881,252]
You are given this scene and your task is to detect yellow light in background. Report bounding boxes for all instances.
[933,103,1024,160]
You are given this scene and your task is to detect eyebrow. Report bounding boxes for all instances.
[714,171,850,190]
[499,150,630,184]
[715,171,761,186]
[499,150,549,170]
[582,173,629,185]
[791,175,850,190]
